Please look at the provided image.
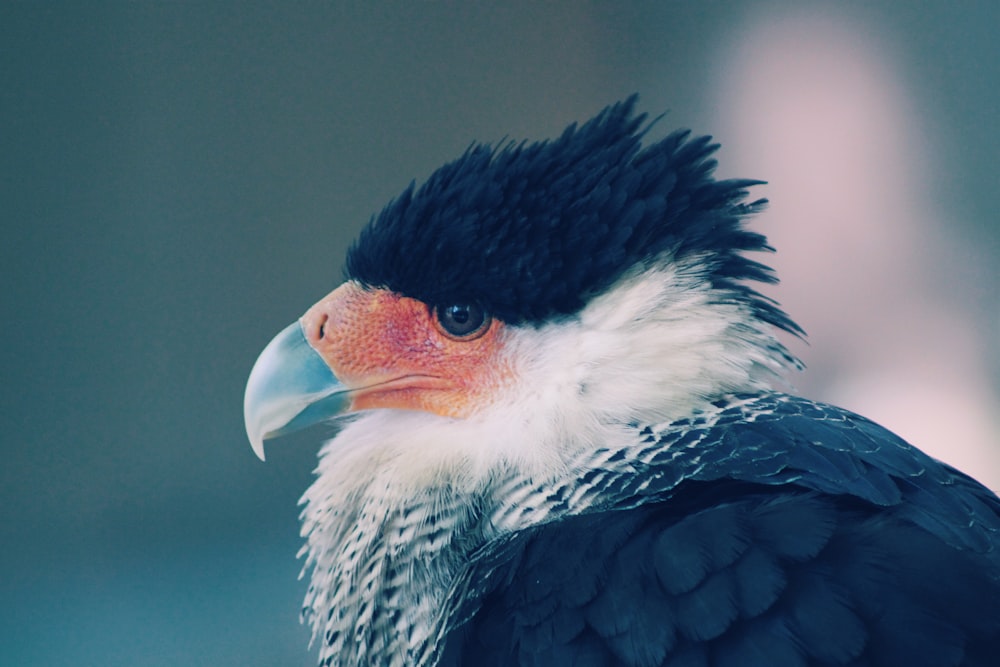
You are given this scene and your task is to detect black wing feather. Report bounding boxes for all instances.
[440,395,1000,667]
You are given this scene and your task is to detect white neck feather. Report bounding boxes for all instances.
[298,257,796,664]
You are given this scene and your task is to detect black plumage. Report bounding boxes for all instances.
[437,395,1000,667]
[346,95,797,335]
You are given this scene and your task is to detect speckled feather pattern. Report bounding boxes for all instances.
[442,394,1000,666]
[300,394,1000,666]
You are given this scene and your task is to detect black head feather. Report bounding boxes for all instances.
[345,96,801,336]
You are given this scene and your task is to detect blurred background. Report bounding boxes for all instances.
[2,2,998,665]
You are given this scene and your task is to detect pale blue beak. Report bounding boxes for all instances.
[243,321,349,460]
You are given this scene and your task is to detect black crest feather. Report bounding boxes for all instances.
[346,96,800,336]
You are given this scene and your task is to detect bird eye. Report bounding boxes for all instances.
[434,303,490,340]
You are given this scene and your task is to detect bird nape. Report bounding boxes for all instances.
[243,96,1000,667]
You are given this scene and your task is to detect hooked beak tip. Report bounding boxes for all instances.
[249,436,267,462]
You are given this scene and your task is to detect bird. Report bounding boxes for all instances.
[243,96,1000,667]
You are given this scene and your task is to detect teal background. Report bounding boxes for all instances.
[3,3,997,665]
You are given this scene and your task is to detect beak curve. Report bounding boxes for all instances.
[243,321,349,460]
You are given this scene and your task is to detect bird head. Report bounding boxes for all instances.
[244,96,801,493]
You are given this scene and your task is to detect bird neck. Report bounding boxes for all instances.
[299,460,484,665]
[297,261,798,664]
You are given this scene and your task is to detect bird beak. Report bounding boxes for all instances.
[243,320,349,461]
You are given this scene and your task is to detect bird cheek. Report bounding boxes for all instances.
[389,321,511,418]
[301,282,510,418]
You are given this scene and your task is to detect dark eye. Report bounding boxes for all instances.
[434,303,490,339]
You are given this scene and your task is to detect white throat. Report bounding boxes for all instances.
[297,258,797,664]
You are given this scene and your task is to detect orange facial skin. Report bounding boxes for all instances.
[301,282,510,418]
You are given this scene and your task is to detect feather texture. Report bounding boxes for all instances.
[437,395,1000,667]
[301,394,1000,666]
[345,96,798,337]
[284,99,1000,666]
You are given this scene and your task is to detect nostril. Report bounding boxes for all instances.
[302,312,329,345]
